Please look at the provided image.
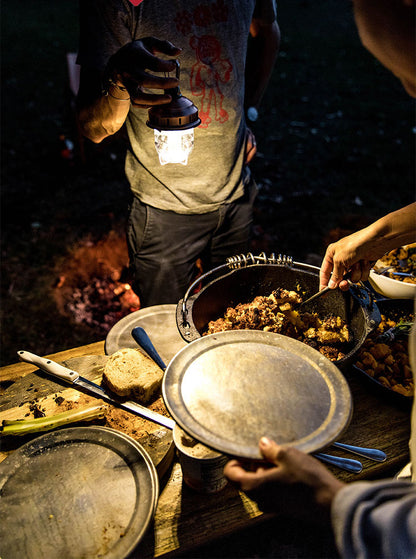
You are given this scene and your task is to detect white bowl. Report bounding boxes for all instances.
[369,268,416,299]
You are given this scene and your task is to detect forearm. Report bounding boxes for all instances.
[77,82,130,144]
[363,202,416,257]
[245,19,280,109]
[320,202,416,289]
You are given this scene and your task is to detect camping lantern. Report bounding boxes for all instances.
[146,61,200,165]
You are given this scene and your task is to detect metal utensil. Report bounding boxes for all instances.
[296,272,355,309]
[382,271,414,278]
[296,286,332,308]
[375,265,414,278]
[314,452,362,473]
[17,350,175,430]
[132,327,167,370]
[331,442,386,462]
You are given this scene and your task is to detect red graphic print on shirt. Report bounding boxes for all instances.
[174,2,232,128]
[190,35,231,128]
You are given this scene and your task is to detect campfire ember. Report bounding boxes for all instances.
[53,231,140,336]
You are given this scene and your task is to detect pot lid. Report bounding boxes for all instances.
[163,330,352,459]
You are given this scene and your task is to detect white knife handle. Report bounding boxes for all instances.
[18,350,79,383]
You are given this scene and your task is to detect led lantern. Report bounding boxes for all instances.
[147,62,200,165]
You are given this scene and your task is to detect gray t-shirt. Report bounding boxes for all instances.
[78,0,276,214]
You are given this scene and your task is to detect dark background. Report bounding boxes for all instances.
[1,1,414,368]
[0,3,415,558]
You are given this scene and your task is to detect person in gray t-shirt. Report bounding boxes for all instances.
[77,0,280,306]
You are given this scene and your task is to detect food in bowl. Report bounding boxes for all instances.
[204,288,352,361]
[374,243,416,283]
[354,311,414,398]
[369,243,416,299]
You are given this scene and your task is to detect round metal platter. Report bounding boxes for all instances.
[105,304,187,363]
[162,331,352,459]
[0,426,159,559]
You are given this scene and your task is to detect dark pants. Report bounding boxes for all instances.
[127,178,257,307]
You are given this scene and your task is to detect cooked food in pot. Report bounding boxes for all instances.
[354,312,414,397]
[204,288,352,361]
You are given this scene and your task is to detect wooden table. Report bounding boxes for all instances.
[0,342,412,558]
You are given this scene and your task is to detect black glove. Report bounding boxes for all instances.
[105,37,181,107]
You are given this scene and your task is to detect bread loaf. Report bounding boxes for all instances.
[103,348,164,403]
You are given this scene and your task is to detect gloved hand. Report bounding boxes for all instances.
[105,37,182,107]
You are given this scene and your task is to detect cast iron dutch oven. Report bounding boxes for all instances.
[176,253,381,370]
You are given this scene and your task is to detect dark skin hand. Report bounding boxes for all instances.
[224,437,345,525]
[77,36,184,142]
[106,37,182,107]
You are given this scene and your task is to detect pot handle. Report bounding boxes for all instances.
[349,282,381,334]
[180,252,296,331]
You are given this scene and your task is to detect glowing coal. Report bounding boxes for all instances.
[53,231,140,336]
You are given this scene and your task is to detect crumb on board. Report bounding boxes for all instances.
[16,390,171,440]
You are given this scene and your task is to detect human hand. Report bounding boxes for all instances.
[245,127,257,165]
[224,437,344,522]
[106,37,182,107]
[319,229,377,291]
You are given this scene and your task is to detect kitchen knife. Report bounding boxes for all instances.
[17,350,175,430]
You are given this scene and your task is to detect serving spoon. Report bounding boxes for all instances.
[296,285,332,308]
[296,272,355,309]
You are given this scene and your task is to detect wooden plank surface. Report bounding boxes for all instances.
[0,343,412,558]
[0,351,175,480]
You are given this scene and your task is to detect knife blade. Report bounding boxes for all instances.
[17,350,175,430]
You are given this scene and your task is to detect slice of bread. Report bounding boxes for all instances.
[103,348,164,404]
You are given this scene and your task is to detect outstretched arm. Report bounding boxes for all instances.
[224,437,416,558]
[320,202,416,290]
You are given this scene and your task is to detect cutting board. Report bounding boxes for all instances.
[0,355,174,477]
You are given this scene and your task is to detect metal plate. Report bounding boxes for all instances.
[162,331,352,459]
[0,426,159,559]
[105,304,187,363]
